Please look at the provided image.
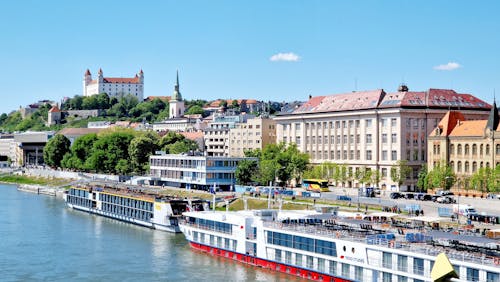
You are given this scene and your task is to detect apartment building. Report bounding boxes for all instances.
[274,87,490,191]
[228,117,276,157]
[204,114,253,156]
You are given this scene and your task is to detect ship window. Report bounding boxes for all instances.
[487,272,499,282]
[466,268,479,281]
[413,258,424,275]
[329,261,337,275]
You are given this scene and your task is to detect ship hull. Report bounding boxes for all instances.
[188,241,353,282]
[67,203,180,233]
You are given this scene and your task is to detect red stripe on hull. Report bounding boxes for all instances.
[188,241,352,282]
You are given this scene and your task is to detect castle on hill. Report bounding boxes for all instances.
[83,68,144,100]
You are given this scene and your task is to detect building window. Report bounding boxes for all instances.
[382,168,388,178]
[382,150,388,161]
[366,150,372,160]
[472,144,477,155]
[465,144,470,155]
[381,118,387,127]
[472,161,477,172]
[349,150,354,160]
[382,272,392,282]
[486,144,490,155]
[343,135,347,144]
[382,133,387,143]
[356,150,360,160]
[343,150,347,159]
[356,134,360,144]
[457,144,462,155]
[391,118,397,127]
[465,161,469,172]
[366,134,372,144]
[349,134,354,143]
[365,119,372,128]
[391,133,397,143]
[391,150,397,161]
[457,161,462,172]
[355,120,360,128]
[450,144,455,155]
[480,144,483,156]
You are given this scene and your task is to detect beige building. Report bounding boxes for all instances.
[274,87,490,191]
[228,117,276,157]
[428,104,499,189]
[204,114,252,157]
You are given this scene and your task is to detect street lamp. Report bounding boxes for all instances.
[445,176,459,224]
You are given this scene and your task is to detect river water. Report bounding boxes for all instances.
[0,184,298,281]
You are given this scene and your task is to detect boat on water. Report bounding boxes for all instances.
[179,208,500,281]
[65,184,207,233]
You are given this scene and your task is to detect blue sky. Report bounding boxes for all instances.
[1,1,499,114]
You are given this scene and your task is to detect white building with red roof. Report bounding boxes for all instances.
[83,68,144,100]
[274,86,491,191]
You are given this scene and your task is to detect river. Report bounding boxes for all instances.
[0,184,298,281]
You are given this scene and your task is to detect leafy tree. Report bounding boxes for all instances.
[129,132,160,174]
[470,167,490,193]
[356,166,372,188]
[235,159,259,185]
[244,149,261,158]
[185,105,204,115]
[416,164,428,192]
[85,131,135,173]
[371,169,381,188]
[427,162,455,189]
[43,134,71,168]
[390,160,412,188]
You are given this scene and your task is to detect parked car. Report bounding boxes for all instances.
[422,194,433,201]
[436,190,454,196]
[390,192,403,199]
[404,193,414,199]
[435,196,456,204]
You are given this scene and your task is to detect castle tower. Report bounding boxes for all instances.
[169,71,185,118]
[47,105,62,126]
[138,69,144,84]
[83,69,92,96]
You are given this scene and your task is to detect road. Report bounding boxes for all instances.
[321,187,500,218]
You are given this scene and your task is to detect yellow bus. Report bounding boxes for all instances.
[302,179,330,192]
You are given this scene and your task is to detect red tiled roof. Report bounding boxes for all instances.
[209,99,260,107]
[180,131,204,140]
[291,88,491,114]
[449,120,487,137]
[432,111,466,136]
[103,77,141,84]
[294,90,384,113]
[48,106,61,113]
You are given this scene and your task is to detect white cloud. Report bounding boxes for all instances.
[433,62,462,71]
[270,52,300,62]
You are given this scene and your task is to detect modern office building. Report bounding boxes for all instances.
[274,87,490,191]
[149,152,257,191]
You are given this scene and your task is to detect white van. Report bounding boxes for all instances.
[452,204,478,216]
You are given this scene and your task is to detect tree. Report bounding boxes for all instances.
[356,166,372,188]
[85,131,135,173]
[427,162,455,189]
[185,105,204,116]
[43,134,71,168]
[390,160,412,188]
[371,169,381,188]
[470,167,490,193]
[129,132,160,174]
[235,159,259,185]
[416,164,428,192]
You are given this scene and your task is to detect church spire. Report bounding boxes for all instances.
[171,70,182,101]
[486,98,499,131]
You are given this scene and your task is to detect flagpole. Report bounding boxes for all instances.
[212,182,216,212]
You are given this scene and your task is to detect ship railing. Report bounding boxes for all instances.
[264,222,499,267]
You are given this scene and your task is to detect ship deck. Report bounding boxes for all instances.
[263,218,500,268]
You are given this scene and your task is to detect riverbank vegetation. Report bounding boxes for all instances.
[0,175,70,186]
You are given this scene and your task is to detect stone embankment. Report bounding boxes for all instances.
[17,184,65,199]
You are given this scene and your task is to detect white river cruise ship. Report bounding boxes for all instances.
[179,209,500,281]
